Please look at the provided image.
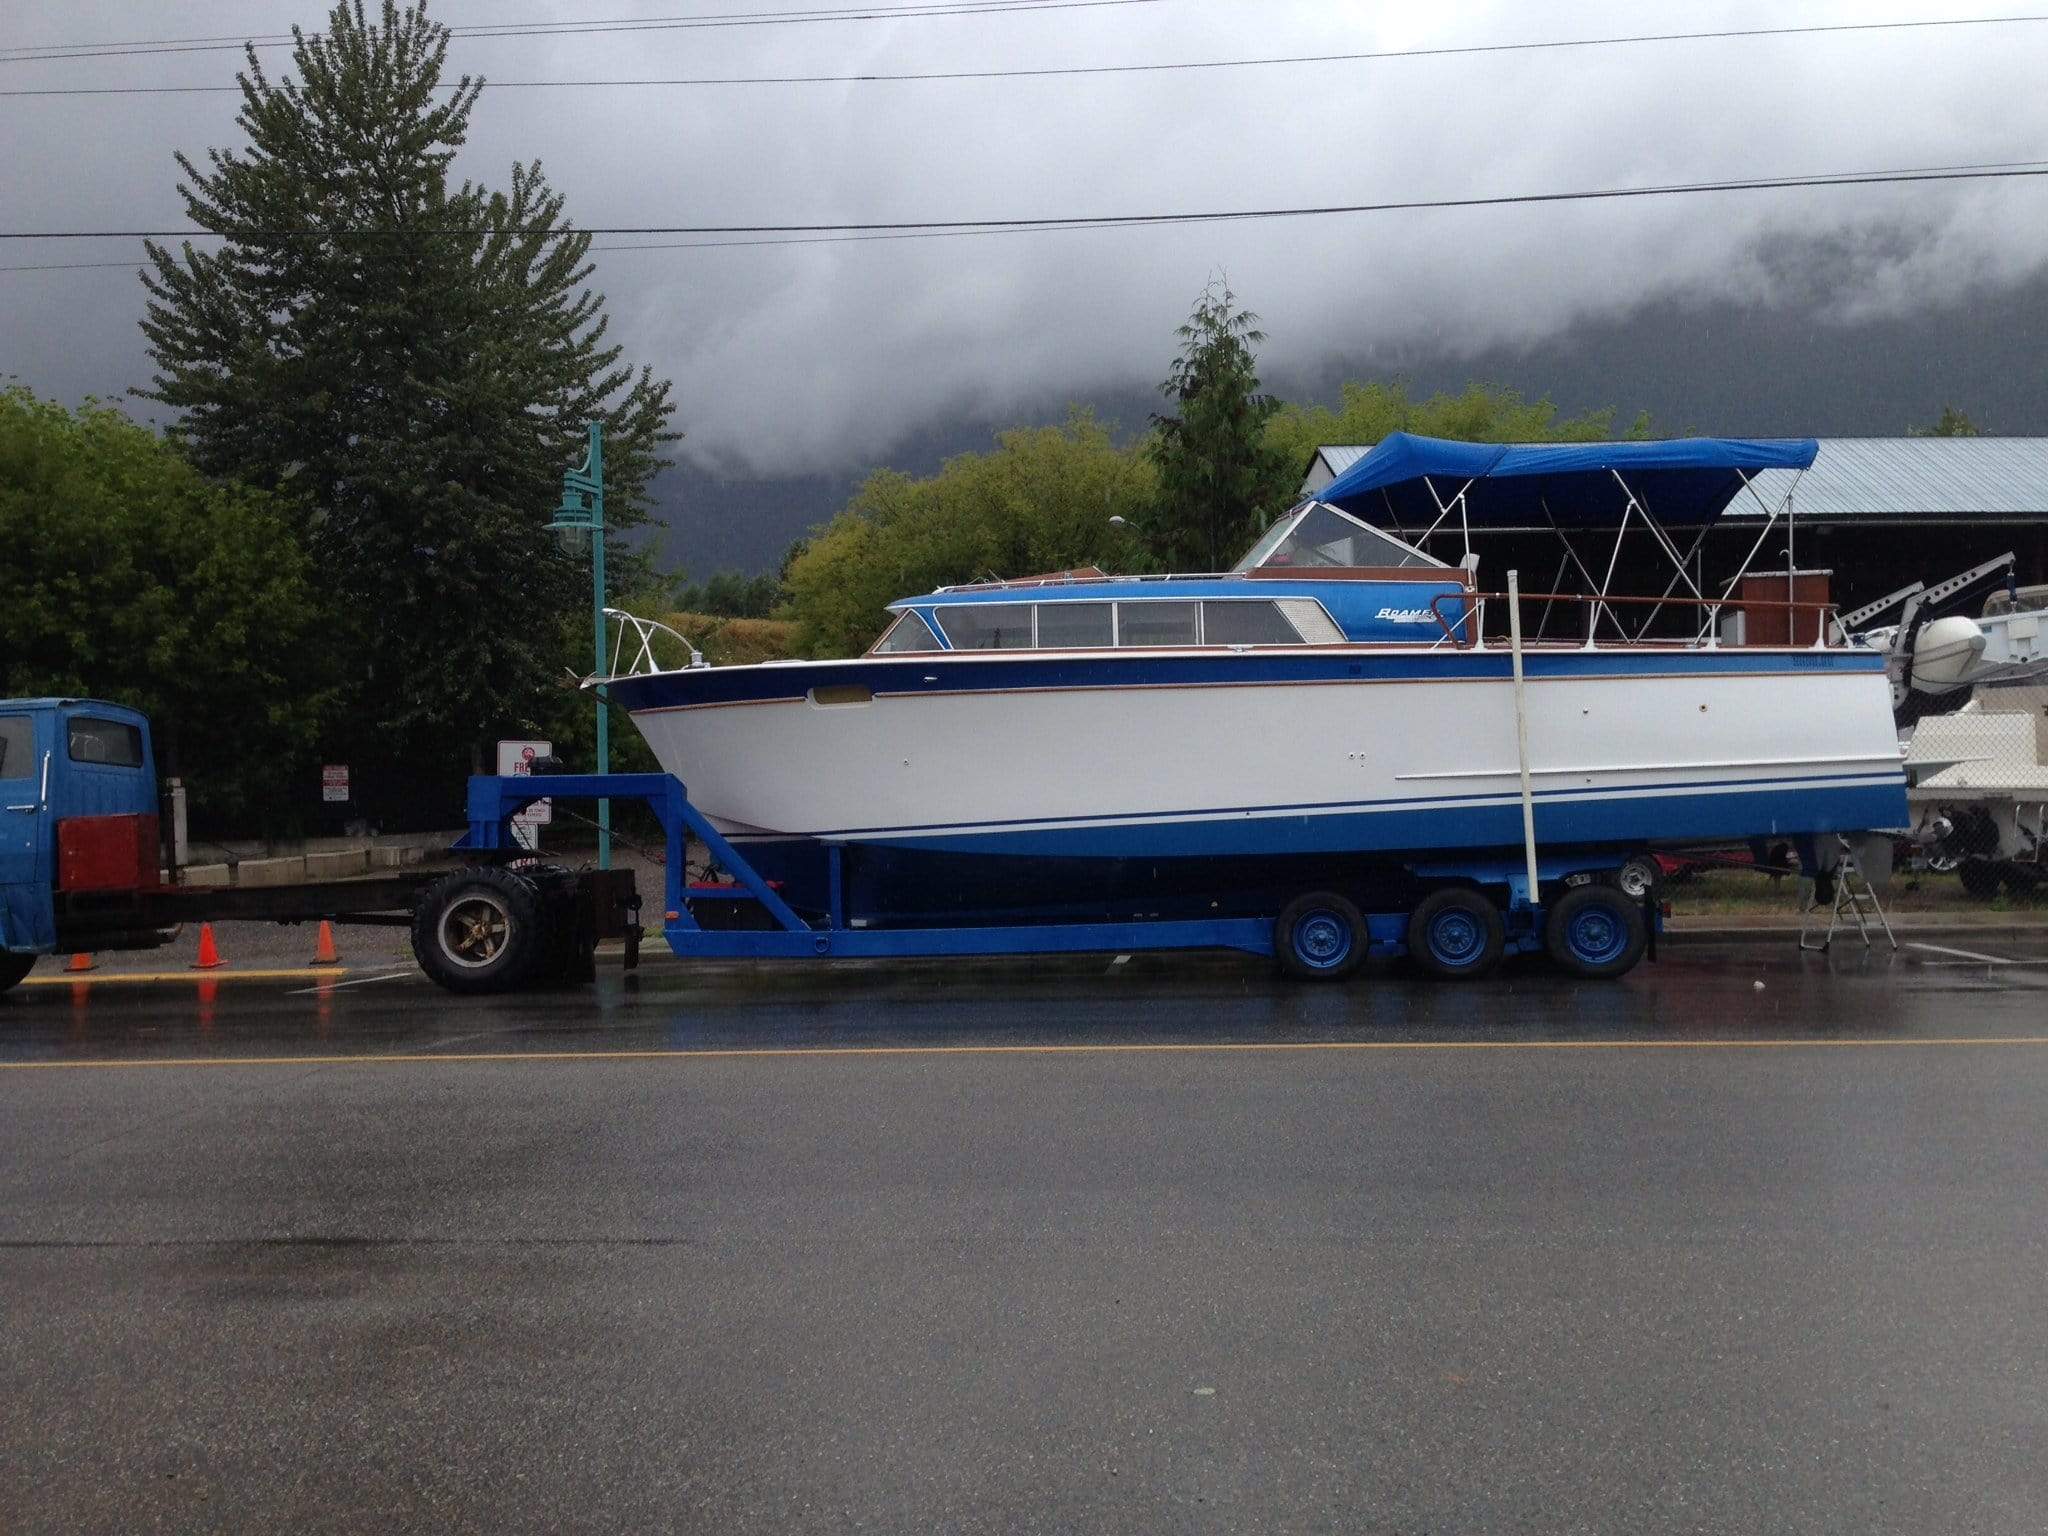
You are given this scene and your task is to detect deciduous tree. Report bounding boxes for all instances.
[0,388,328,829]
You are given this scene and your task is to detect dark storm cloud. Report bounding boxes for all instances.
[4,0,2045,473]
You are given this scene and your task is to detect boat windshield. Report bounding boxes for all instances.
[1235,501,1445,572]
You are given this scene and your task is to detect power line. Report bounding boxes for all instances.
[0,0,1161,64]
[3,160,2041,272]
[4,11,2043,96]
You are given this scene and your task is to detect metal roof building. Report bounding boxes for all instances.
[1302,437,2048,523]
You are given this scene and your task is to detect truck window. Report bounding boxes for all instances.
[68,717,144,768]
[0,716,31,779]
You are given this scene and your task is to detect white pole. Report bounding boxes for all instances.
[1508,570,1540,902]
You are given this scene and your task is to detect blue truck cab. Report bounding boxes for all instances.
[0,699,159,976]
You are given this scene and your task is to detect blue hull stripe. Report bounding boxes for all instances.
[736,771,1905,843]
[858,781,1910,861]
[609,646,1885,712]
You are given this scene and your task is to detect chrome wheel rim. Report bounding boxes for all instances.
[439,893,513,970]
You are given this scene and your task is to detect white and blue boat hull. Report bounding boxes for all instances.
[608,646,1907,918]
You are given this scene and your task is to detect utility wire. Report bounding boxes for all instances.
[3,160,2042,272]
[4,11,2044,95]
[0,0,1161,63]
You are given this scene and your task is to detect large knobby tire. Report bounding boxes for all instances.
[1958,859,2003,900]
[1545,884,1648,980]
[0,951,34,996]
[412,866,547,995]
[1275,892,1367,983]
[1407,888,1506,981]
[510,863,596,987]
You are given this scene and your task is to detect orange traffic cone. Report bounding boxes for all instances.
[66,952,97,973]
[311,920,341,967]
[191,923,224,971]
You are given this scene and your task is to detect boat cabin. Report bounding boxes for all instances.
[868,433,1841,656]
[871,502,1473,654]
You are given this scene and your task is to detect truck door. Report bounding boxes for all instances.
[0,709,56,952]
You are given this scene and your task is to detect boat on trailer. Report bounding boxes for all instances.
[600,435,1908,950]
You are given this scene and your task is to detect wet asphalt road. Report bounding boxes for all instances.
[3,942,2046,1534]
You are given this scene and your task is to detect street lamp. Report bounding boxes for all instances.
[547,421,610,871]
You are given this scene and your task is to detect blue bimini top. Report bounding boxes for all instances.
[1317,433,1819,529]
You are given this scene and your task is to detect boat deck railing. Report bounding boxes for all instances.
[1429,590,1845,652]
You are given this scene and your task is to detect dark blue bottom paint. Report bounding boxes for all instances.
[723,780,1905,922]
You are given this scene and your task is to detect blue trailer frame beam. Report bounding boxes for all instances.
[454,773,1653,969]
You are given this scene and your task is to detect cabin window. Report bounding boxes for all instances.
[1277,598,1345,644]
[1201,600,1303,645]
[872,611,943,653]
[0,717,32,780]
[1236,501,1445,572]
[1116,601,1201,647]
[67,717,144,768]
[936,604,1035,650]
[1035,601,1114,648]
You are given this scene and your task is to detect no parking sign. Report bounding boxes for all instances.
[495,739,553,850]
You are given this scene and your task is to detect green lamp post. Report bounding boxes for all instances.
[548,421,610,871]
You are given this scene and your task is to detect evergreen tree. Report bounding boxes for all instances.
[1911,405,1983,437]
[1148,279,1292,571]
[138,0,675,819]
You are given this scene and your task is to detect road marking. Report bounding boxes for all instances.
[5,1035,2048,1072]
[20,967,357,987]
[1906,942,2022,965]
[284,967,415,996]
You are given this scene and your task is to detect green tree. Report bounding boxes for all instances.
[783,412,1155,656]
[138,0,675,818]
[0,388,329,830]
[676,570,783,619]
[1910,405,1982,437]
[1148,280,1294,571]
[1264,381,1640,485]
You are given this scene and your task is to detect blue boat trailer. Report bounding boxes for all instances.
[431,772,1658,990]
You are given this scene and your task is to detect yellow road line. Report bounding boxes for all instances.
[20,968,353,987]
[6,1035,2048,1071]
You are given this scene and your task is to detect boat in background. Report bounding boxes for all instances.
[602,435,1908,922]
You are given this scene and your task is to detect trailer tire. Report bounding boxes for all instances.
[1407,888,1505,980]
[413,866,546,995]
[0,952,33,995]
[1275,892,1367,982]
[1958,858,2003,900]
[1545,884,1647,979]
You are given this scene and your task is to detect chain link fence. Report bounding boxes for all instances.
[1905,684,2048,899]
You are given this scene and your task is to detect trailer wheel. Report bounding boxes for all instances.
[1615,855,1662,900]
[1545,885,1647,980]
[412,866,546,994]
[1407,889,1505,980]
[0,952,33,995]
[1275,892,1367,982]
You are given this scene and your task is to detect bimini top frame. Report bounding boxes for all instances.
[1315,433,1819,644]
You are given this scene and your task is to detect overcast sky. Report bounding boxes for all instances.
[5,0,2046,482]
